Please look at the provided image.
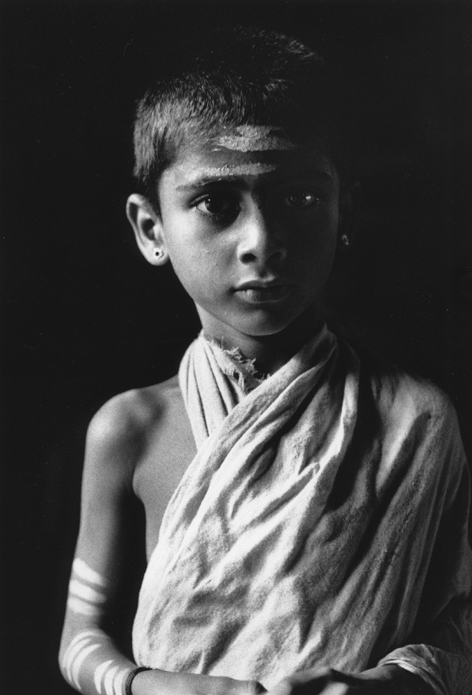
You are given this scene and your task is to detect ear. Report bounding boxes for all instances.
[126,193,169,266]
[338,181,361,250]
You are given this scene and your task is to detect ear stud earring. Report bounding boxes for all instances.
[340,234,350,248]
[153,248,167,264]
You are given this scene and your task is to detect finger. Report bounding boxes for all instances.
[269,672,333,695]
[246,681,267,695]
[321,683,349,695]
[327,669,380,691]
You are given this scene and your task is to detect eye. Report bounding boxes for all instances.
[284,189,321,209]
[195,193,240,220]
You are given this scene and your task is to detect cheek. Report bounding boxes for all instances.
[292,221,338,286]
[297,218,338,261]
[166,241,225,301]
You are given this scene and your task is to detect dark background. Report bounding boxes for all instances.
[1,1,471,693]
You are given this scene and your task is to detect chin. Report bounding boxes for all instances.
[236,313,303,339]
[200,299,319,343]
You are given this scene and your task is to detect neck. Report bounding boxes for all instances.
[199,306,324,375]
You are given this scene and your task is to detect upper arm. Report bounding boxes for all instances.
[78,397,140,580]
[60,393,148,654]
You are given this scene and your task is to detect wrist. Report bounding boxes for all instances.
[369,664,434,695]
[125,667,153,695]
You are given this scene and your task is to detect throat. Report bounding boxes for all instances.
[202,311,324,377]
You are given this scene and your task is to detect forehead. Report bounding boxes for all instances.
[164,125,338,188]
[211,125,297,153]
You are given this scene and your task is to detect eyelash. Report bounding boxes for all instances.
[194,194,240,220]
[284,191,322,209]
[192,188,324,222]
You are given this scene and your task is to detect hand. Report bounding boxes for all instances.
[267,664,434,695]
[132,668,265,695]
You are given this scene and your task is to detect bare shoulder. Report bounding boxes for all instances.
[84,374,192,490]
[88,374,180,439]
[90,373,189,444]
[87,375,197,554]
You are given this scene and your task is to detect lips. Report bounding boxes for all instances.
[234,279,292,304]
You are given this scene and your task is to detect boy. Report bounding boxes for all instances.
[59,28,472,695]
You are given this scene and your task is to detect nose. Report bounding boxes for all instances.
[237,206,287,266]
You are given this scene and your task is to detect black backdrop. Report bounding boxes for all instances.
[1,1,471,693]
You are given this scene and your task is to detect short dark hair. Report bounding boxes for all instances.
[132,27,343,209]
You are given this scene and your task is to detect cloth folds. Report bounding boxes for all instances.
[132,327,472,693]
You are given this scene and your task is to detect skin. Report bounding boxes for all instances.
[129,134,342,373]
[59,127,433,695]
[213,125,298,152]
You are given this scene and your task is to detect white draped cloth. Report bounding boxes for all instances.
[132,327,472,694]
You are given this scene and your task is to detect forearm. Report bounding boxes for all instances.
[376,600,472,695]
[59,625,137,695]
[59,624,263,695]
[268,663,436,695]
[131,669,263,695]
[359,664,436,694]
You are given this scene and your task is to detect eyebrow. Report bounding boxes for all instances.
[177,176,249,191]
[176,167,335,192]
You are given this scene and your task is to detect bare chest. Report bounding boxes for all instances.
[132,385,198,559]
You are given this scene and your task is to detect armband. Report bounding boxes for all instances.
[124,667,152,695]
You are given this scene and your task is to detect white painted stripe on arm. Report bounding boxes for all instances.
[61,633,87,673]
[113,668,129,695]
[71,643,101,688]
[69,578,107,604]
[68,596,104,616]
[103,665,120,695]
[67,628,102,650]
[64,636,94,681]
[73,558,108,587]
[61,630,103,686]
[94,660,114,694]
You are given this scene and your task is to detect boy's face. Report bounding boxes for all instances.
[145,126,340,345]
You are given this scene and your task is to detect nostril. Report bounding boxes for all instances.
[238,242,287,265]
[272,247,287,261]
[240,251,257,263]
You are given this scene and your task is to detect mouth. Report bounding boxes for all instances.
[234,280,292,304]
